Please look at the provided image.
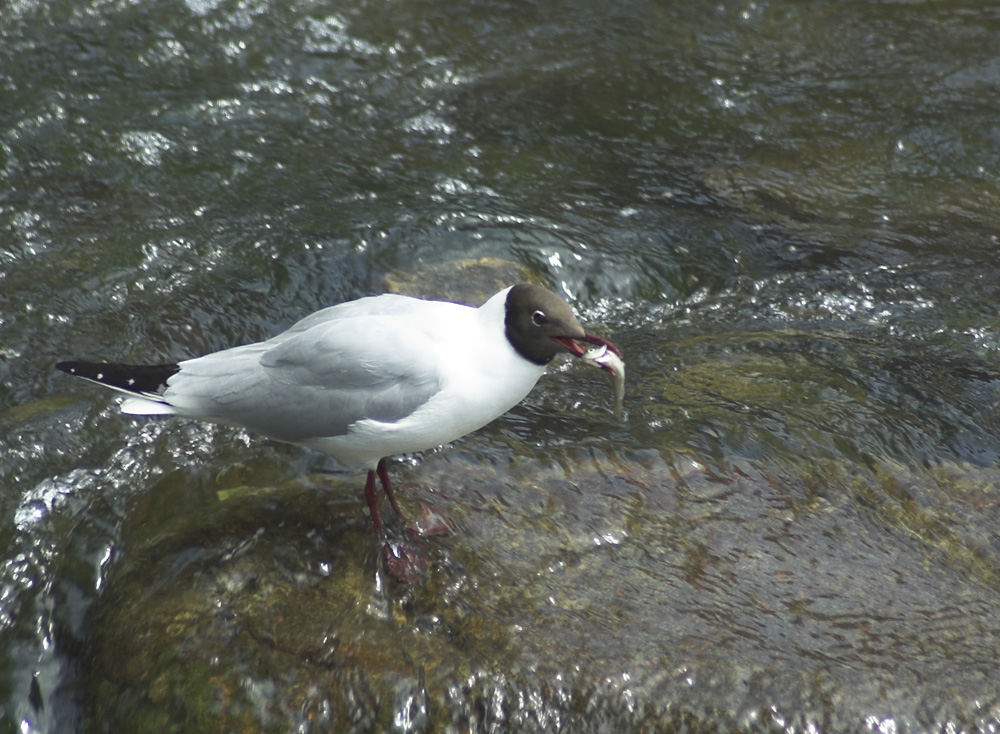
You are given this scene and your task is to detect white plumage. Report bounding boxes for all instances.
[57,283,621,579]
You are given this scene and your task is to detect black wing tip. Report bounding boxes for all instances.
[55,360,109,377]
[55,360,180,393]
[56,360,82,375]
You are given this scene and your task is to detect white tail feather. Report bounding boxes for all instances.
[120,397,177,415]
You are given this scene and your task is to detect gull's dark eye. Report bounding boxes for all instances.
[532,310,547,326]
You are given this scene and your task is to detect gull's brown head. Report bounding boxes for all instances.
[503,283,621,374]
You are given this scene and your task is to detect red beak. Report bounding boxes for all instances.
[551,333,623,375]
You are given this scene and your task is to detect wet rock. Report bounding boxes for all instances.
[82,449,1000,732]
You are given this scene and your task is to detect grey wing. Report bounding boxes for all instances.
[267,294,428,344]
[164,316,443,442]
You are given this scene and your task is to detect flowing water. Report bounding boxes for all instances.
[3,0,1000,730]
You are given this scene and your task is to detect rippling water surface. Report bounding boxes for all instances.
[3,0,1000,729]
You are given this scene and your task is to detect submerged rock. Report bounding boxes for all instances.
[82,449,1000,732]
[381,257,538,306]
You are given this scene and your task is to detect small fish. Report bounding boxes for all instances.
[581,344,626,421]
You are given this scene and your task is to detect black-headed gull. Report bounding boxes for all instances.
[57,283,622,578]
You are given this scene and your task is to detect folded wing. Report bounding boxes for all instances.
[162,312,444,442]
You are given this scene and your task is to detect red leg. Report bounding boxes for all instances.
[363,468,386,538]
[377,457,452,536]
[376,457,409,524]
[370,459,429,582]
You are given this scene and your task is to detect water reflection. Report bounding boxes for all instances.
[4,0,1000,729]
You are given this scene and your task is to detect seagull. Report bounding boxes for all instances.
[56,283,622,579]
